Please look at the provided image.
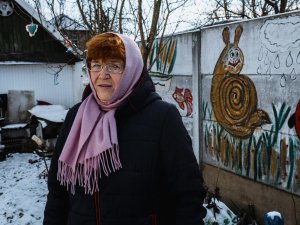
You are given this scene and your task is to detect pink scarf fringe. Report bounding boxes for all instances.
[58,145,121,194]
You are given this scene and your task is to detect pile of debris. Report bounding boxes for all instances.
[0,123,36,154]
[0,90,68,161]
[28,104,68,156]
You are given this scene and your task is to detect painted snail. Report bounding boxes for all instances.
[210,26,270,139]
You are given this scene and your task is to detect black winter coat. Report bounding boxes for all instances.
[43,74,207,225]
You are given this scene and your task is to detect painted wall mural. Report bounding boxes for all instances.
[288,100,300,140]
[257,15,300,87]
[172,87,193,117]
[203,19,300,194]
[147,37,177,92]
[148,37,177,75]
[288,100,300,192]
[145,35,194,135]
[211,25,271,139]
[204,100,300,193]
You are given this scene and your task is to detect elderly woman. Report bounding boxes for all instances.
[43,33,206,225]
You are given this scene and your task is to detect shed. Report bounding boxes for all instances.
[0,0,85,108]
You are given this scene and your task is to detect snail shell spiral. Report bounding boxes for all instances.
[219,74,256,125]
[211,73,261,138]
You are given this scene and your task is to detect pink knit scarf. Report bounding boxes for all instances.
[57,33,143,194]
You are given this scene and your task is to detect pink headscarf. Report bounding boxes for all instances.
[57,33,143,194]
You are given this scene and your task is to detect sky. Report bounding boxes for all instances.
[27,0,211,35]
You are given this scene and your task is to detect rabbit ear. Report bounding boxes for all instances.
[222,27,230,45]
[234,25,243,46]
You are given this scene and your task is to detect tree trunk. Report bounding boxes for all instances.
[145,0,162,65]
[118,0,126,33]
[138,0,146,64]
[280,0,288,12]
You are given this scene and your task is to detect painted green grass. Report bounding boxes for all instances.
[202,101,297,193]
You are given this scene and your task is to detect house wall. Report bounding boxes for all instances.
[0,62,84,109]
[0,2,77,63]
[64,30,90,52]
[147,10,300,225]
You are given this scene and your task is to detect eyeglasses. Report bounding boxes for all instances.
[88,63,124,74]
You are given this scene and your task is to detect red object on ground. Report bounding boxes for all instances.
[295,100,300,139]
[37,100,52,105]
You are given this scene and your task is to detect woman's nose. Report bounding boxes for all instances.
[97,70,109,79]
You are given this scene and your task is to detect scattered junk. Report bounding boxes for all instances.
[6,90,35,124]
[28,104,68,157]
[0,93,7,119]
[0,144,5,161]
[32,135,49,175]
[0,90,36,155]
[0,94,6,161]
[0,90,68,160]
[264,211,284,225]
[204,186,259,225]
[0,123,36,153]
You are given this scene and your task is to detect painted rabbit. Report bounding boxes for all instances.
[211,25,270,139]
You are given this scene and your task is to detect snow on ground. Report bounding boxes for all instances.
[204,200,237,225]
[0,153,236,225]
[0,153,49,225]
[1,124,27,129]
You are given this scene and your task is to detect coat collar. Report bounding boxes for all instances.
[115,72,161,122]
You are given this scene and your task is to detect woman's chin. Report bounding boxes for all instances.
[96,96,110,105]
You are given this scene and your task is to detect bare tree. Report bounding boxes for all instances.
[138,0,162,65]
[74,0,127,35]
[204,0,300,23]
[136,0,189,65]
[32,0,189,62]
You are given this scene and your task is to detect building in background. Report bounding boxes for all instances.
[51,14,90,52]
[0,0,84,109]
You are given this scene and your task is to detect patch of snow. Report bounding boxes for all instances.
[2,124,27,129]
[266,211,282,219]
[204,199,237,225]
[38,120,48,128]
[0,61,45,65]
[28,105,68,123]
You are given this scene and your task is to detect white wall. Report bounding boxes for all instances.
[200,11,300,194]
[148,33,198,158]
[147,10,300,194]
[0,62,84,108]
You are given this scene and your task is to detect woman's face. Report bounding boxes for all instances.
[89,58,124,104]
